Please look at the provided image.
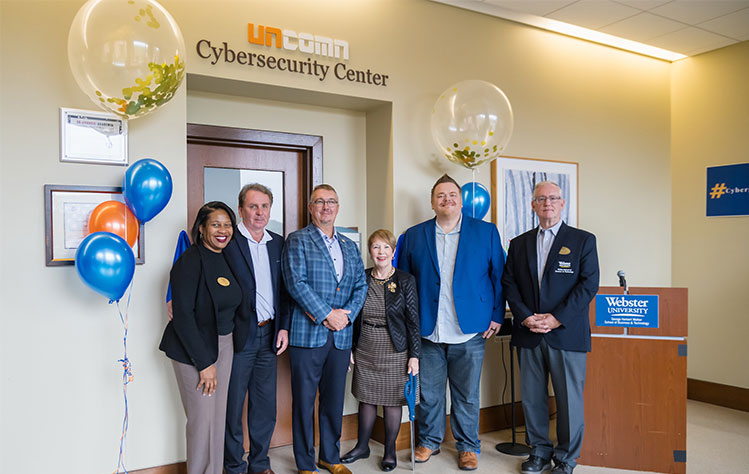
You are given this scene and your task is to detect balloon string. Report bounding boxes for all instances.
[113,278,135,474]
[472,168,477,218]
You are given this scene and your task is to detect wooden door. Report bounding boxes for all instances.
[186,123,322,448]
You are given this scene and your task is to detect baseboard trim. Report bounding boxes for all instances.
[123,400,553,473]
[687,378,749,412]
[127,463,186,474]
[365,399,555,451]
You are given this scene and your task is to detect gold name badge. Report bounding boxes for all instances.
[559,246,571,255]
[217,277,230,287]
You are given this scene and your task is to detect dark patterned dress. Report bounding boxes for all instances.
[352,275,419,406]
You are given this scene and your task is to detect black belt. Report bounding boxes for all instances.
[363,321,387,328]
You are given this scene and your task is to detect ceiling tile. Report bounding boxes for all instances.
[547,0,642,29]
[600,11,686,40]
[612,0,672,11]
[481,0,578,17]
[698,7,749,40]
[648,26,737,55]
[650,0,749,24]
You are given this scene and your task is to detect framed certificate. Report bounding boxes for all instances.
[44,184,145,266]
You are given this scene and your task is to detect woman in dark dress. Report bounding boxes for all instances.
[160,201,244,474]
[342,229,420,471]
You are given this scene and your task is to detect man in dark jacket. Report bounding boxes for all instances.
[502,181,599,474]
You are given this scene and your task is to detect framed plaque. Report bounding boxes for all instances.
[60,107,128,165]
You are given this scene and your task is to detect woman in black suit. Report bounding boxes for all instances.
[342,229,420,471]
[160,201,244,474]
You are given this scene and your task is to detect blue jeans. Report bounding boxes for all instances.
[418,334,486,453]
[224,323,277,474]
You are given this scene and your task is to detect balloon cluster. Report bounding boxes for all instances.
[431,80,514,220]
[75,159,172,302]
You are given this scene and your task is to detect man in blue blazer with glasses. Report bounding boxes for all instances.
[282,184,367,474]
[398,174,505,471]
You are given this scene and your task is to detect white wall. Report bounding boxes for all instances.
[1,1,674,473]
[671,41,749,389]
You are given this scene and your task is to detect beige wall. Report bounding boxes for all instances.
[1,1,676,472]
[671,41,749,389]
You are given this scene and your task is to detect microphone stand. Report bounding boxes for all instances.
[496,332,530,456]
[619,272,629,335]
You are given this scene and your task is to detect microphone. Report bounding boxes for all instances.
[617,270,628,294]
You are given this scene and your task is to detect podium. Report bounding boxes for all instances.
[580,287,687,474]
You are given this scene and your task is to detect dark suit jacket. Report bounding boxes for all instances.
[398,215,505,336]
[223,228,290,353]
[503,222,600,352]
[282,224,368,349]
[353,268,421,359]
[160,244,247,371]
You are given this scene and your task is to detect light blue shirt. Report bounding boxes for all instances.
[238,223,275,323]
[316,226,344,282]
[426,214,474,344]
[537,219,563,287]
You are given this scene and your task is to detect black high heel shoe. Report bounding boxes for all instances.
[341,448,370,464]
[380,458,397,472]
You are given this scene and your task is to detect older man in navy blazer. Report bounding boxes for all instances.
[398,174,505,471]
[502,181,599,474]
[282,184,367,474]
[223,184,290,474]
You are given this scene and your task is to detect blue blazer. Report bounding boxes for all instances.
[398,216,505,336]
[502,222,600,352]
[223,228,290,353]
[281,224,368,349]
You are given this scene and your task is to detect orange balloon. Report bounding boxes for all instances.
[88,200,139,247]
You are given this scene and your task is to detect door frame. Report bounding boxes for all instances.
[186,123,323,232]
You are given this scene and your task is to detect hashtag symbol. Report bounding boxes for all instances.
[710,183,727,199]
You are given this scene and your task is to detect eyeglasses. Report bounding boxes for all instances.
[533,196,562,203]
[312,199,339,207]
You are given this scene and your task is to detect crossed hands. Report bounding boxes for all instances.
[323,308,351,331]
[523,313,561,333]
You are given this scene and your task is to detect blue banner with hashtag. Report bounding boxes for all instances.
[706,163,749,217]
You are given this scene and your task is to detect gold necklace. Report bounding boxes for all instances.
[371,267,395,285]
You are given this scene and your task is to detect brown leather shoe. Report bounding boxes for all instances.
[298,471,318,474]
[317,460,352,474]
[458,451,478,471]
[253,470,275,474]
[414,445,441,463]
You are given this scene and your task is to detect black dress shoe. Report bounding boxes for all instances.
[380,459,396,472]
[550,461,573,474]
[521,455,551,474]
[340,448,370,464]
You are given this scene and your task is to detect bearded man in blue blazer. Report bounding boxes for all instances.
[503,181,599,474]
[223,184,290,474]
[282,184,367,474]
[398,174,505,471]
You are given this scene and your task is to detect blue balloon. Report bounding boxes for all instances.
[123,158,173,222]
[461,182,491,219]
[75,232,135,302]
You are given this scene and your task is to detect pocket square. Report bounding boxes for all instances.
[559,246,571,255]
